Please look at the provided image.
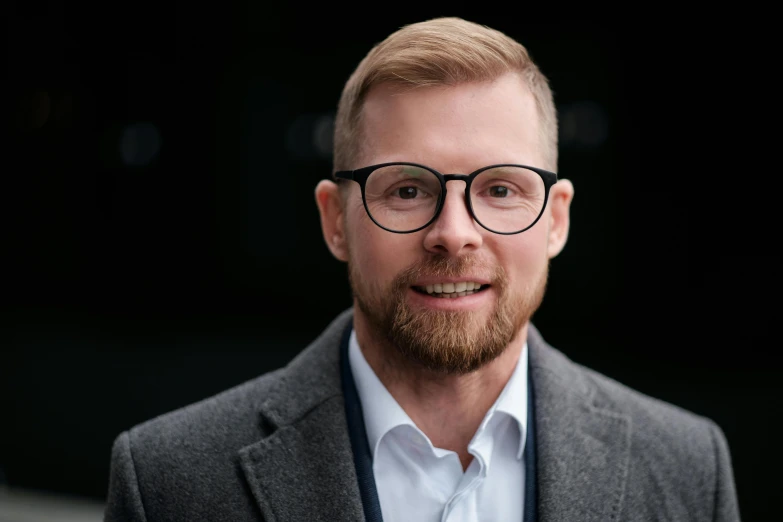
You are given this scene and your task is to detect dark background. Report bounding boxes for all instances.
[4,3,779,520]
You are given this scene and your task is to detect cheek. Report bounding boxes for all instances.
[347,208,419,283]
[495,221,550,280]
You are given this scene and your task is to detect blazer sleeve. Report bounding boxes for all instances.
[104,431,149,522]
[709,420,741,522]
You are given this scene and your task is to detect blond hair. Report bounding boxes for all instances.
[333,17,558,173]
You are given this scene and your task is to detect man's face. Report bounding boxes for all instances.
[326,73,571,374]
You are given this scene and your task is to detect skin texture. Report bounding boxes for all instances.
[316,72,574,470]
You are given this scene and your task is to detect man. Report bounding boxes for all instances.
[105,17,740,521]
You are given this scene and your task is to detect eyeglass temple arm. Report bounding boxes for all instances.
[334,171,354,181]
[334,169,374,185]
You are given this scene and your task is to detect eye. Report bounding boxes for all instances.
[488,186,509,198]
[398,187,418,199]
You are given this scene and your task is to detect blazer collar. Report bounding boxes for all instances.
[238,309,364,521]
[527,324,632,521]
[238,310,631,522]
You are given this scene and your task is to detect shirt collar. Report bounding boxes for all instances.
[349,329,417,458]
[348,328,528,460]
[491,339,528,459]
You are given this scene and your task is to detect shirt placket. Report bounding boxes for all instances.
[440,416,497,522]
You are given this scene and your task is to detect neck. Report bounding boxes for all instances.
[353,308,527,470]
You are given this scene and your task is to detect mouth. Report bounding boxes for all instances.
[411,281,490,299]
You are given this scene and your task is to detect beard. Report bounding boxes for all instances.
[349,254,548,375]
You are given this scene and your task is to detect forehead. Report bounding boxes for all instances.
[358,72,542,171]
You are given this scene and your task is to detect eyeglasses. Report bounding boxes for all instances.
[335,162,558,234]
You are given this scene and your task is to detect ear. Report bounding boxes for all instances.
[546,179,575,259]
[315,180,349,262]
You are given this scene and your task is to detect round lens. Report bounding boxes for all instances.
[364,165,441,232]
[469,166,546,233]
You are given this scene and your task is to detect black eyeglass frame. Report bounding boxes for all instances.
[334,162,559,235]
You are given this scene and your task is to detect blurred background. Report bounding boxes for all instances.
[3,2,779,520]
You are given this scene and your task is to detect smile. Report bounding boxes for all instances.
[412,282,489,299]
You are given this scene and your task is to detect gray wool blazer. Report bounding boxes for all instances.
[104,309,740,521]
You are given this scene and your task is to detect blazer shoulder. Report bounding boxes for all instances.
[106,367,289,520]
[127,366,285,456]
[579,362,724,462]
[530,333,719,443]
[118,308,353,459]
[566,359,739,520]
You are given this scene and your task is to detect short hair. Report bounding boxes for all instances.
[333,17,558,173]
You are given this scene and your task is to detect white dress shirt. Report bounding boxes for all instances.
[349,329,528,522]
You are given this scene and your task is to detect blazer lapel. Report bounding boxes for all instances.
[238,310,364,521]
[528,325,632,522]
[237,311,632,521]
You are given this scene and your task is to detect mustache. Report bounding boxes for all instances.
[392,255,506,290]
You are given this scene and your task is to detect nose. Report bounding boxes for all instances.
[422,181,483,257]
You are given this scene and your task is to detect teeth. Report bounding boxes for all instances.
[421,282,484,295]
[419,288,483,298]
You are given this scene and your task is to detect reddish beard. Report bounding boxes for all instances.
[349,255,548,374]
